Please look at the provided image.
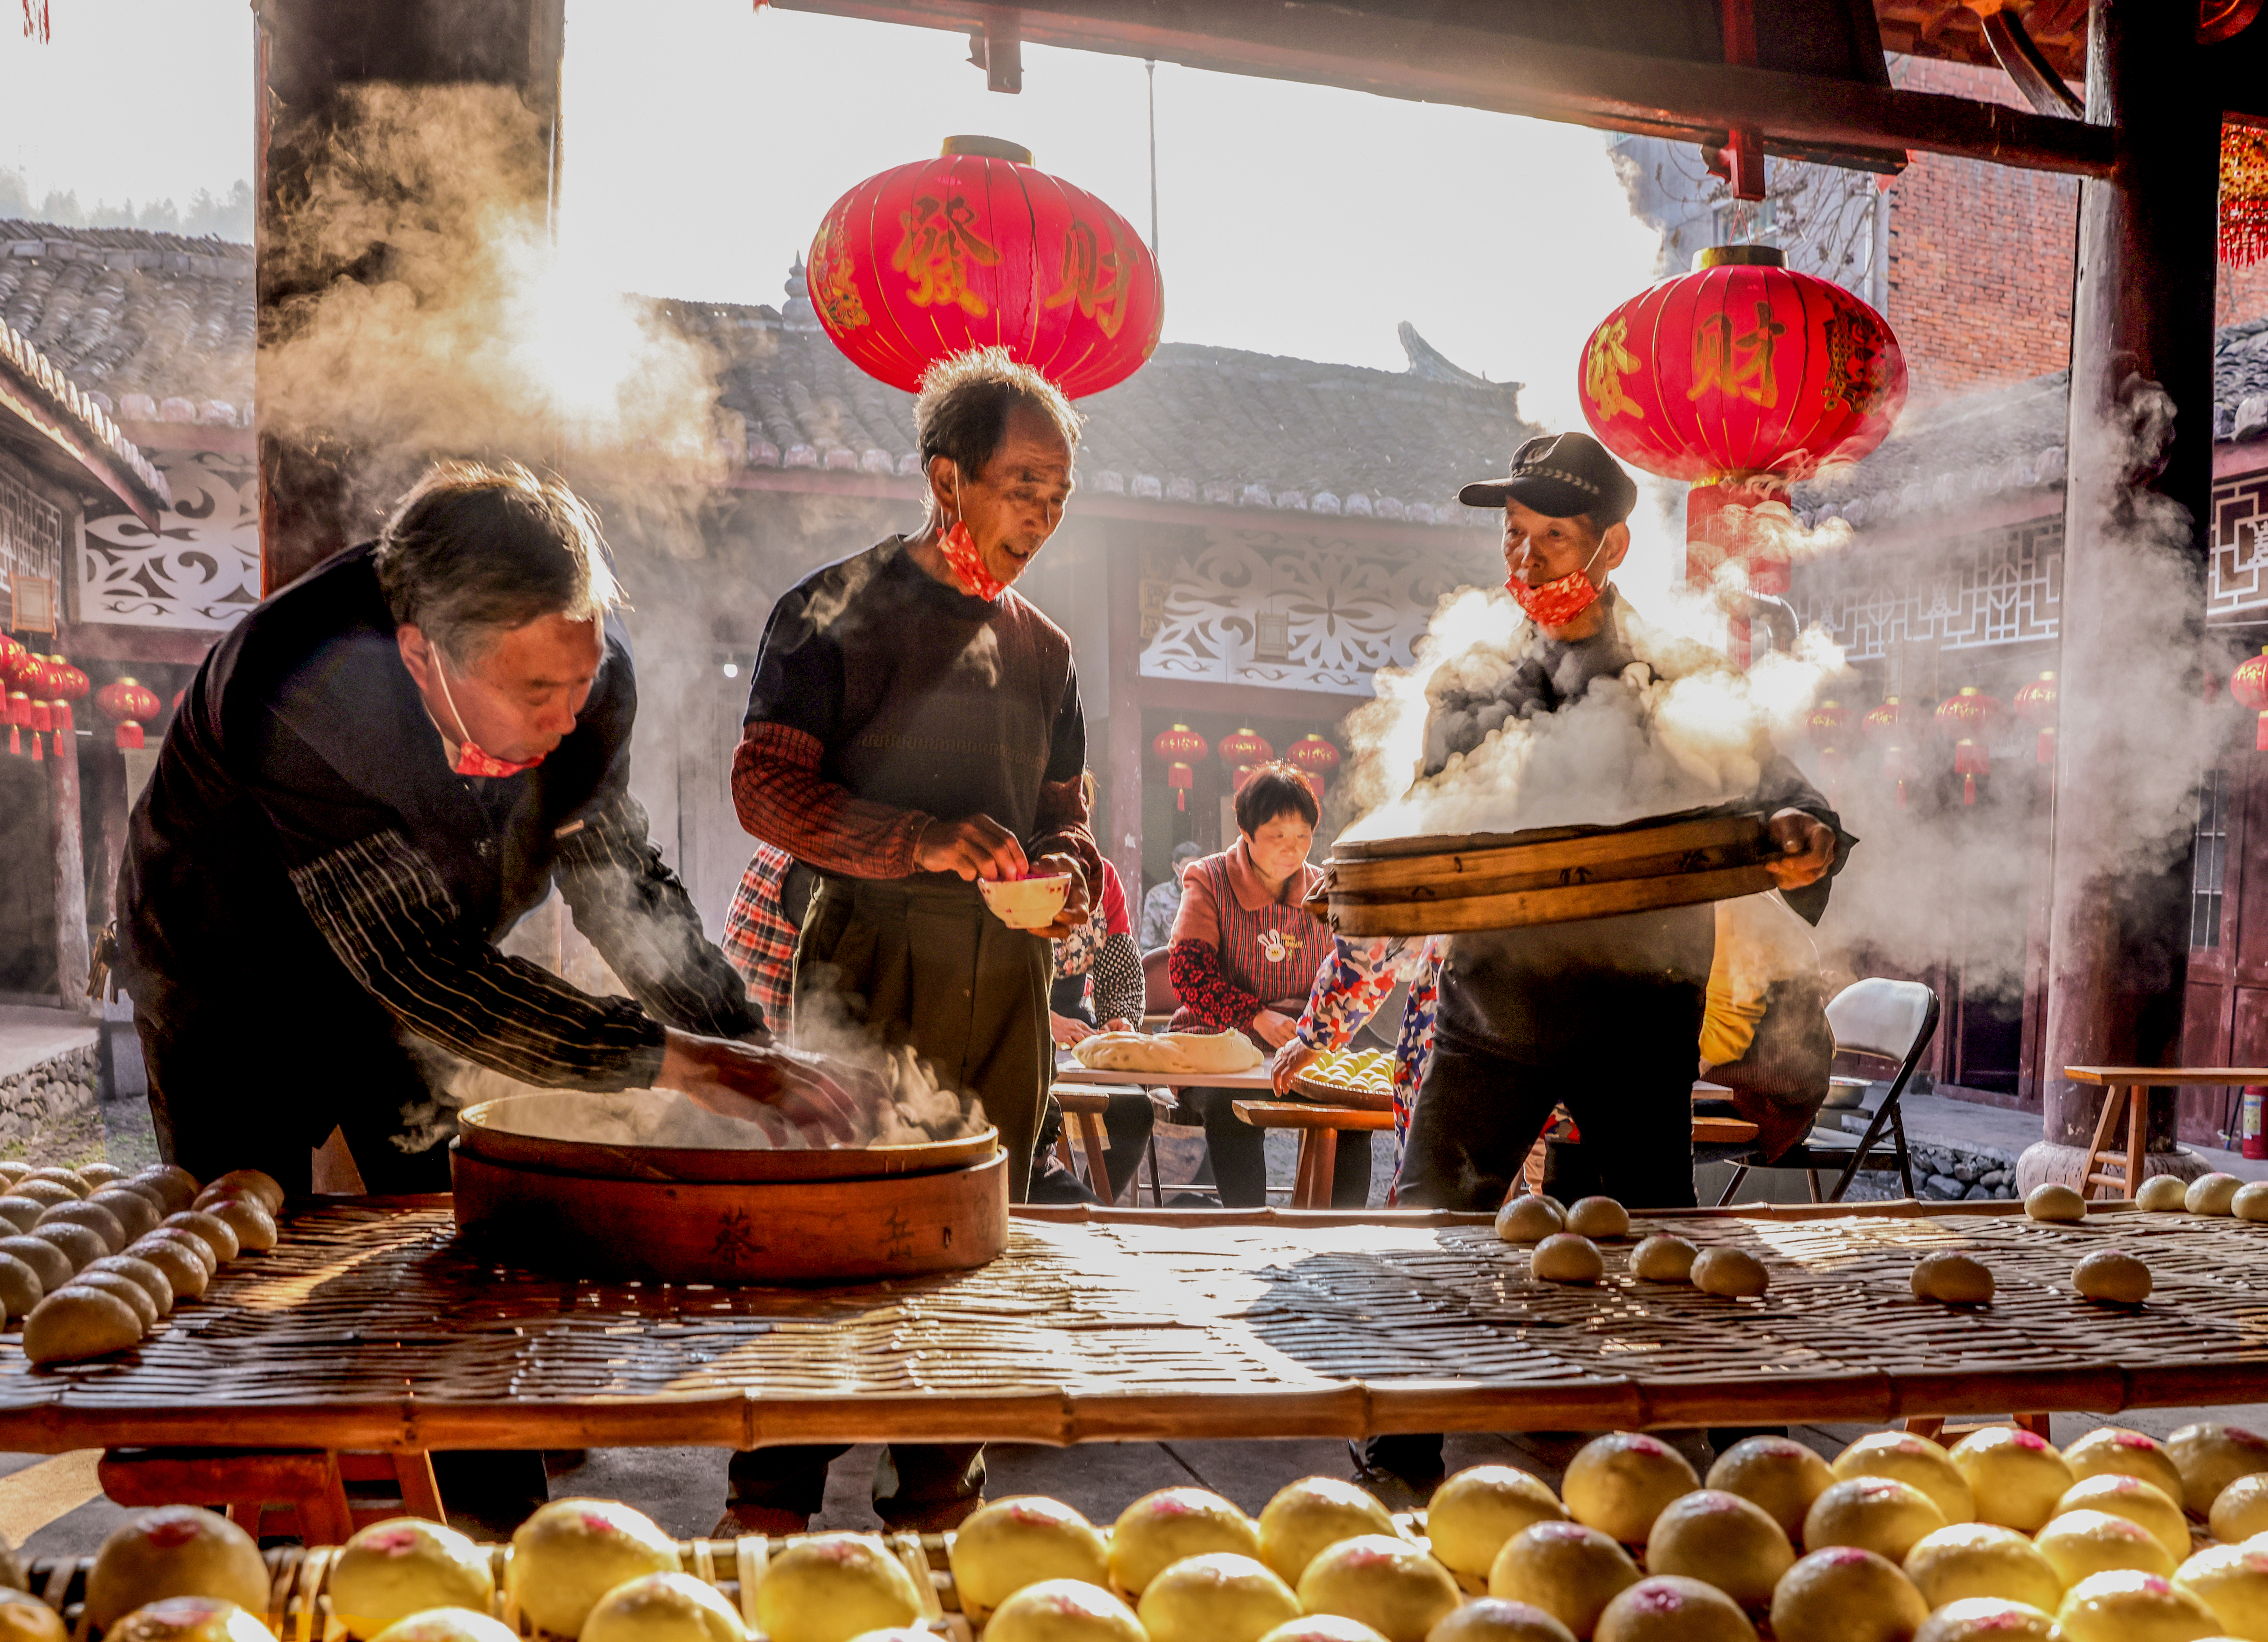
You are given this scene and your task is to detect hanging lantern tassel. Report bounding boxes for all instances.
[1167,761,1192,810]
[2224,125,2268,270]
[1954,737,1989,805]
[2233,648,2268,751]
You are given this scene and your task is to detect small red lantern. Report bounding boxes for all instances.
[1218,728,1274,792]
[97,677,160,751]
[1579,244,1906,667]
[1152,722,1208,812]
[2234,649,2268,751]
[1806,699,1851,804]
[3,690,26,758]
[0,635,22,687]
[2013,670,2059,766]
[45,658,84,739]
[1935,686,2004,806]
[809,136,1164,399]
[1287,733,1340,804]
[1863,696,1920,810]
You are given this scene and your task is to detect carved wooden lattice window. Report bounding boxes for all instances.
[0,468,63,629]
[2194,767,2232,951]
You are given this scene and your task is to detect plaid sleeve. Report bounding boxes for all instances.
[289,828,666,1090]
[552,791,763,1040]
[732,721,930,878]
[721,843,799,1035]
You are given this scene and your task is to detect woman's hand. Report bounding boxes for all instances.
[1250,1007,1299,1049]
[1272,1039,1319,1095]
[1103,1017,1135,1033]
[1049,1011,1095,1048]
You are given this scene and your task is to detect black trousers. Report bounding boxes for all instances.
[1397,987,1706,1213]
[726,1442,984,1526]
[1100,1085,1370,1207]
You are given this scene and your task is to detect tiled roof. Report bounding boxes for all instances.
[0,221,253,427]
[1797,322,2268,530]
[0,313,168,520]
[0,221,1533,522]
[667,294,1535,527]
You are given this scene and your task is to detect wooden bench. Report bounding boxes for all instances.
[1232,1101,1396,1208]
[1050,1085,1117,1202]
[99,1445,445,1541]
[2065,1066,2268,1198]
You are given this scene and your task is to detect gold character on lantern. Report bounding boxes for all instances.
[809,210,871,331]
[1689,299,1787,407]
[1583,317,1645,423]
[893,191,1000,317]
[1044,219,1130,337]
[1821,306,1889,418]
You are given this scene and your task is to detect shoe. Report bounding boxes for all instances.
[1347,1437,1445,1511]
[877,1494,987,1533]
[1026,1158,1099,1205]
[712,1505,811,1538]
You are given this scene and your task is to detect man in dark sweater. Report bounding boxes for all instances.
[118,462,866,1194]
[728,346,1099,1532]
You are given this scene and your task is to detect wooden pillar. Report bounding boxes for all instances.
[254,0,565,593]
[48,732,89,1010]
[2025,0,2221,1185]
[1105,525,1145,903]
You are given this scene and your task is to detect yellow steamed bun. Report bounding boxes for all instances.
[327,1519,494,1640]
[2054,1569,2223,1642]
[1705,1436,1835,1542]
[1902,1522,2064,1612]
[1768,1547,1929,1642]
[1640,1490,1791,1611]
[1295,1536,1459,1642]
[2066,1428,2188,1505]
[0,1592,65,1642]
[1253,1621,1391,1642]
[1912,1598,2058,1642]
[87,1506,270,1632]
[983,1579,1146,1642]
[2175,1542,2268,1641]
[751,1535,923,1642]
[367,1612,519,1642]
[1257,1478,1398,1586]
[1424,1468,1568,1583]
[578,1574,746,1642]
[2216,1473,2268,1545]
[1949,1427,2074,1533]
[1421,1600,1575,1642]
[947,1497,1109,1618]
[2171,1424,2268,1517]
[2033,1509,2177,1585]
[506,1500,680,1639]
[1803,1476,1947,1562]
[1108,1489,1261,1598]
[1136,1553,1298,1642]
[2055,1473,2190,1561]
[1486,1523,1637,1638]
[104,1598,275,1642]
[1592,1576,1756,1642]
[1561,1433,1700,1546]
[1834,1432,1975,1524]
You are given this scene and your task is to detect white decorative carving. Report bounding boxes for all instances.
[1140,529,1492,695]
[1790,518,2063,661]
[78,448,260,631]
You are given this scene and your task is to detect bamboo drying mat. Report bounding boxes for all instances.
[1,1199,2266,1453]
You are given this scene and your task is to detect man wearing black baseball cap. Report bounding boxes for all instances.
[1401,430,1853,1209]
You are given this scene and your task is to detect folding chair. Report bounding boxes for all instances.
[1715,978,1940,1206]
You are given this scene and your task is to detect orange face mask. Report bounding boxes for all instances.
[431,655,543,779]
[939,517,1006,601]
[1508,537,1608,628]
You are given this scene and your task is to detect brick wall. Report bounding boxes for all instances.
[1881,56,2268,399]
[1883,58,2080,405]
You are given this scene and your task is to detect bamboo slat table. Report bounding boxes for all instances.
[3,1194,2268,1464]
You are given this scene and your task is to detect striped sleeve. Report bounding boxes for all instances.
[552,791,766,1041]
[288,829,667,1090]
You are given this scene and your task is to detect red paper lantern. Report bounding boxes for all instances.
[1862,695,1921,810]
[2013,669,2059,766]
[0,636,25,690]
[44,658,83,740]
[1218,728,1274,792]
[809,136,1164,399]
[97,677,160,752]
[1934,686,2004,806]
[3,690,26,758]
[1287,733,1340,804]
[1152,722,1207,812]
[1806,699,1851,804]
[1579,244,1906,666]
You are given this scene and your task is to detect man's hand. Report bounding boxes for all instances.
[1765,808,1837,891]
[1250,1007,1299,1050]
[915,815,1027,882]
[657,1028,883,1145]
[1049,1010,1095,1048]
[1272,1039,1319,1095]
[1028,850,1093,940]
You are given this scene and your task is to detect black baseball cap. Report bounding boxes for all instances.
[1460,432,1639,525]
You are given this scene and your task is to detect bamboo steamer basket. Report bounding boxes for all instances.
[450,1093,1007,1285]
[1318,807,1777,936]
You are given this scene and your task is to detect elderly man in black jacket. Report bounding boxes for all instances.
[118,461,864,1193]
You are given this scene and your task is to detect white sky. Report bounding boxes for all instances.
[0,0,1685,594]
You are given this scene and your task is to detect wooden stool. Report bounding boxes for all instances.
[1902,1414,2055,1444]
[100,1446,445,1542]
[1049,1085,1116,1203]
[1232,1101,1395,1208]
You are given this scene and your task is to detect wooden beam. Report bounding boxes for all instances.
[773,0,2117,177]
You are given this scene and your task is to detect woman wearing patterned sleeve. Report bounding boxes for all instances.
[1049,780,1145,1040]
[1166,764,1366,1206]
[1273,933,1443,1204]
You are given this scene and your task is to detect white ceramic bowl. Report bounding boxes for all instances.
[976,873,1071,929]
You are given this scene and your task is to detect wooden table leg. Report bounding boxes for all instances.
[1074,1112,1113,1205]
[1312,1128,1340,1210]
[2125,1083,2148,1199]
[1292,1132,1320,1208]
[393,1449,445,1521]
[2082,1081,2131,1200]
